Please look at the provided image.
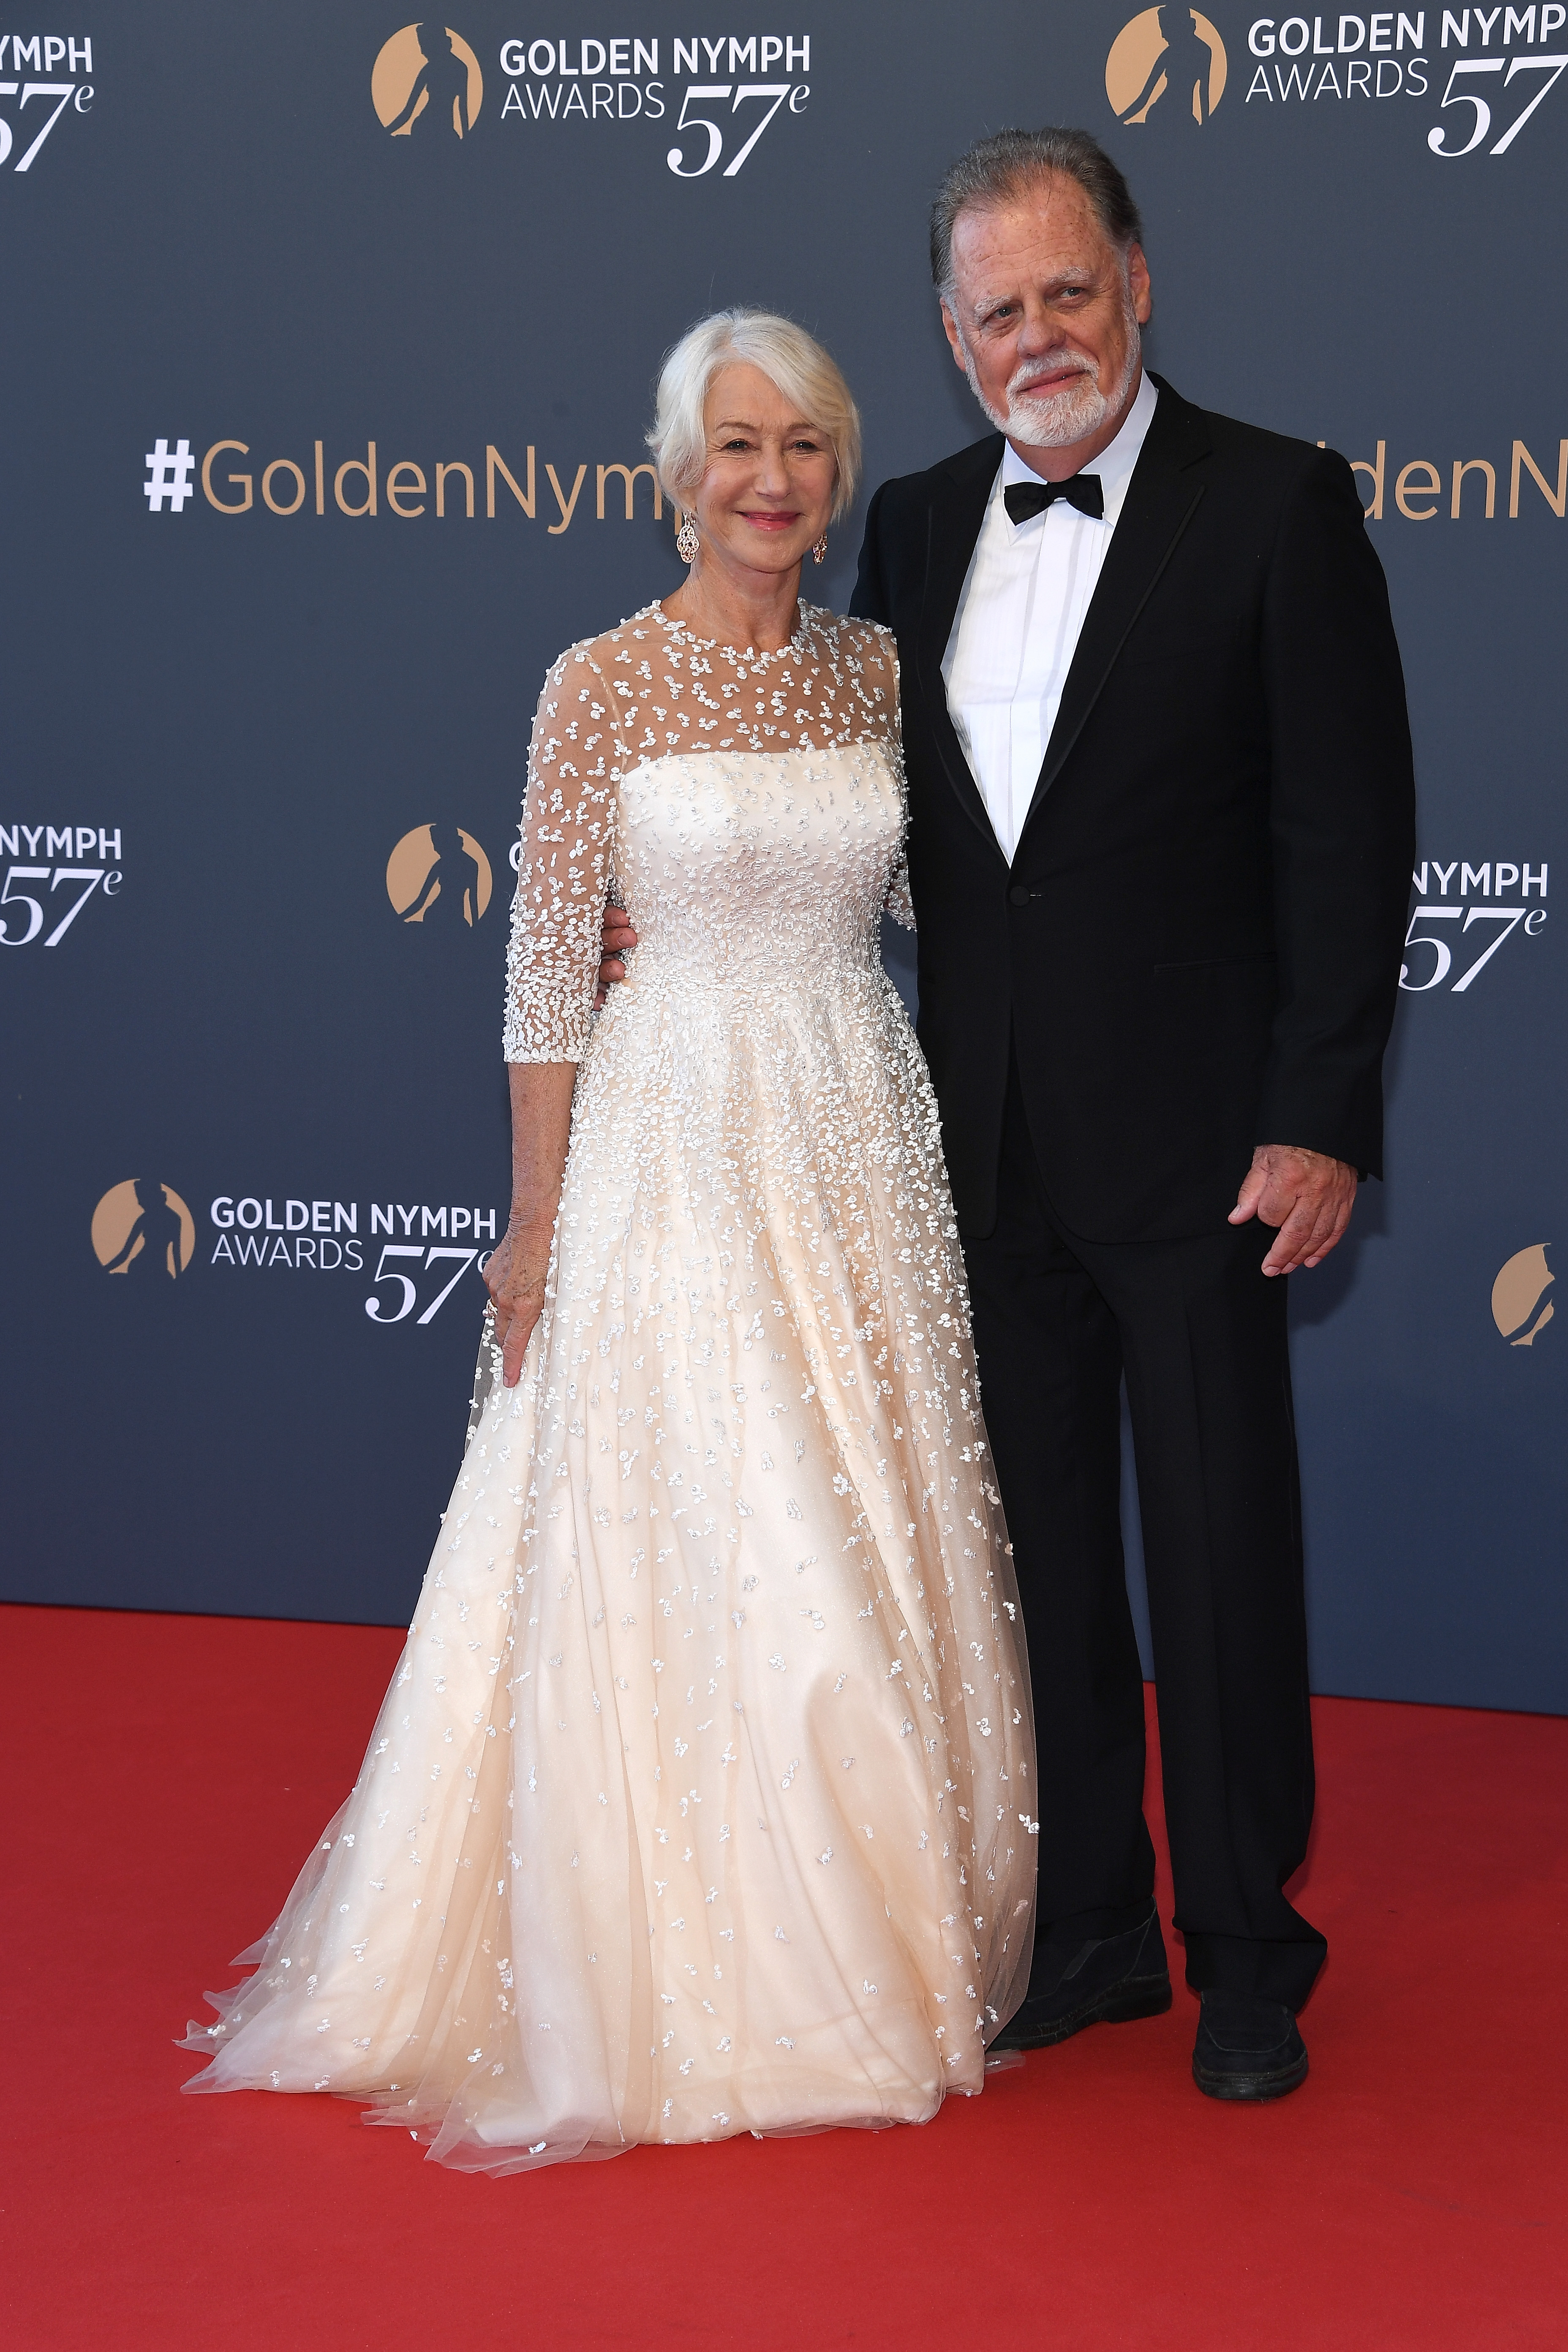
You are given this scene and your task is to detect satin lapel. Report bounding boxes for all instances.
[1015,379,1213,854]
[914,435,1005,857]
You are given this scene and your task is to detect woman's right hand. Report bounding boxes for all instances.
[483,1218,553,1388]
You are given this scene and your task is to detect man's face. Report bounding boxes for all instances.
[941,173,1152,463]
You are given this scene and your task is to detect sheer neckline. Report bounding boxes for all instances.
[648,599,818,668]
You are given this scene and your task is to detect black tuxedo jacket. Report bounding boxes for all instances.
[851,374,1416,1243]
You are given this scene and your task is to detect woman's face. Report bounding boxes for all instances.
[687,361,838,580]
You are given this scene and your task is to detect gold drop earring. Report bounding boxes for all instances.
[675,511,699,564]
[811,532,828,565]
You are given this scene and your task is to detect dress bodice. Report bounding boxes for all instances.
[504,604,911,1061]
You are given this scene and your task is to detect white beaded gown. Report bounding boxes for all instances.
[183,603,1037,2173]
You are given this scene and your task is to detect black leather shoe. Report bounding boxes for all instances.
[1191,1990,1309,2101]
[991,1906,1172,2051]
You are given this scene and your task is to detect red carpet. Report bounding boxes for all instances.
[2,1603,1563,2349]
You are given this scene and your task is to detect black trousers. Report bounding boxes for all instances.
[962,1056,1326,2009]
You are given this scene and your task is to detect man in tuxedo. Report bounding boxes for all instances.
[848,128,1414,2099]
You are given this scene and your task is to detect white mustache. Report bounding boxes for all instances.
[1007,354,1098,404]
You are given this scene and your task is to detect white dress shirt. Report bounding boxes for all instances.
[941,370,1159,863]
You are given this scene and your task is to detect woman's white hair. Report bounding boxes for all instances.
[646,308,862,523]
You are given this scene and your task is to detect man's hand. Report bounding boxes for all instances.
[1229,1144,1358,1277]
[482,1219,553,1386]
[595,902,639,1006]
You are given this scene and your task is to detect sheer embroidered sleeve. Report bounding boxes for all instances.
[849,618,915,934]
[503,641,620,1064]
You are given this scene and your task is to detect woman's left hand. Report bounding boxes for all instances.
[483,1215,555,1386]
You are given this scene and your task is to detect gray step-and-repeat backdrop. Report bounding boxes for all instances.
[3,4,1562,1712]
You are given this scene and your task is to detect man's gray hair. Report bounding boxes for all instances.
[930,128,1144,299]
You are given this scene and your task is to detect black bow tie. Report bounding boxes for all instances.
[1004,472,1105,525]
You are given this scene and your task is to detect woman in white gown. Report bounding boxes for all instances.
[184,310,1037,2174]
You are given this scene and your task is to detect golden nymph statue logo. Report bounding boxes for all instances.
[92,1180,196,1281]
[372,24,485,139]
[1492,1244,1554,1348]
[387,825,494,926]
[1107,8,1228,125]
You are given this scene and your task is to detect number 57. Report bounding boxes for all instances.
[1428,55,1568,156]
[0,866,107,945]
[0,82,77,171]
[1400,904,1525,992]
[365,1245,479,1324]
[667,84,792,178]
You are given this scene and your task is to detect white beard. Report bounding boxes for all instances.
[962,302,1141,450]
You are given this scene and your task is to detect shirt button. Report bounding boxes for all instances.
[1007,885,1031,907]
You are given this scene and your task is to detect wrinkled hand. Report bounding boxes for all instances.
[482,1219,553,1386]
[595,902,640,1006]
[1229,1144,1358,1276]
